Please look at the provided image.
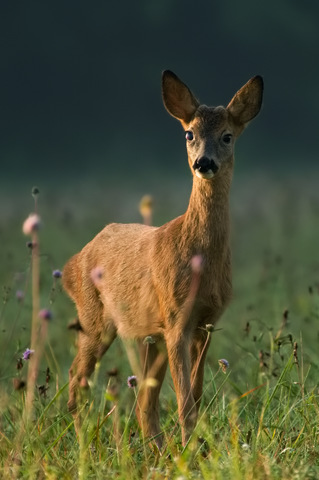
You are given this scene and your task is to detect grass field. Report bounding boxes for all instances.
[0,171,319,479]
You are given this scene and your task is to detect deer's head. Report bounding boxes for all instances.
[162,71,263,180]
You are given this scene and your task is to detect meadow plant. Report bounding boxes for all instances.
[139,194,153,226]
[0,184,319,478]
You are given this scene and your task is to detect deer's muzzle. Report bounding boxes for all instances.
[192,157,219,178]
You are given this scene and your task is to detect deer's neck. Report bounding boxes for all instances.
[181,171,232,258]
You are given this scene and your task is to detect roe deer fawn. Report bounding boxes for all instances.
[63,70,263,448]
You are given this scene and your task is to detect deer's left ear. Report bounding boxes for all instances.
[227,76,263,126]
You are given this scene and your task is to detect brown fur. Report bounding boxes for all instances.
[63,70,263,448]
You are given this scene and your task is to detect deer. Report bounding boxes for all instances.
[63,70,263,449]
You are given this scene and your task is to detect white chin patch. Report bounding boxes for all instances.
[195,169,215,180]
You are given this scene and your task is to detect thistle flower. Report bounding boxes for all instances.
[52,269,62,279]
[39,309,53,321]
[22,213,41,236]
[218,358,229,373]
[23,348,34,360]
[127,375,138,388]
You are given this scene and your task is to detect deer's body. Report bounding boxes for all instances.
[63,71,263,448]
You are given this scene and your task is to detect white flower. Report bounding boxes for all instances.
[22,213,41,235]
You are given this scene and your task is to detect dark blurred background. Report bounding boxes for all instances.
[1,0,318,191]
[1,0,319,394]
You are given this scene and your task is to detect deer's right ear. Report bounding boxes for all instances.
[162,70,199,124]
[227,76,264,126]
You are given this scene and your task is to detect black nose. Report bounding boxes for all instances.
[192,157,218,174]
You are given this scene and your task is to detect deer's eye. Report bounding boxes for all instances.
[185,131,194,141]
[222,133,232,144]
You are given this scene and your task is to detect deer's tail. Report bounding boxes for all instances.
[62,253,80,303]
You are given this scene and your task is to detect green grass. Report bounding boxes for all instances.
[1,173,319,478]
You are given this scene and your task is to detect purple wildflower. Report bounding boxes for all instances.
[39,309,53,321]
[52,269,62,279]
[218,358,229,374]
[127,375,138,388]
[23,348,34,360]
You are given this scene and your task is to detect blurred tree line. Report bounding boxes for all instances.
[1,0,318,184]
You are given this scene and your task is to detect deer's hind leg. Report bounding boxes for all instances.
[68,301,117,424]
[135,339,168,450]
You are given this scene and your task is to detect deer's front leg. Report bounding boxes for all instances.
[165,332,197,446]
[136,339,168,450]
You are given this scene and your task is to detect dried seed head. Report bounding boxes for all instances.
[143,335,156,344]
[139,195,153,224]
[38,384,48,397]
[13,378,26,390]
[205,324,214,333]
[244,321,250,335]
[16,358,23,370]
[31,186,40,197]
